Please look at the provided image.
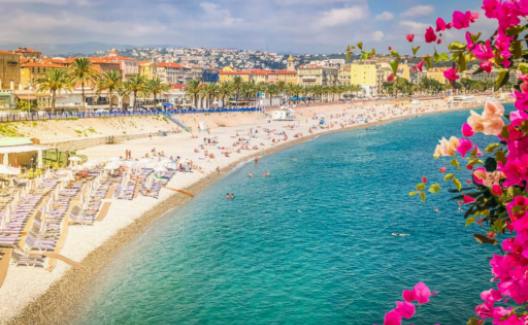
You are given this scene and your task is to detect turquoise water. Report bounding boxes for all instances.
[76,110,497,325]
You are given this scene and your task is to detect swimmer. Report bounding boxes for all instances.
[392,232,410,237]
[263,171,270,177]
[248,172,254,178]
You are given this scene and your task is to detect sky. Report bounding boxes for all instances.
[0,0,491,54]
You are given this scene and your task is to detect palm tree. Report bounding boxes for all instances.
[266,83,279,106]
[204,83,219,108]
[217,82,233,108]
[232,76,243,107]
[124,74,147,109]
[185,80,202,108]
[146,78,170,106]
[101,70,122,110]
[36,69,72,114]
[69,58,95,112]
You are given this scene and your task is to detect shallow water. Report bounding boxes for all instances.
[76,109,498,325]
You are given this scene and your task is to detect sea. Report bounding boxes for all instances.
[75,108,498,325]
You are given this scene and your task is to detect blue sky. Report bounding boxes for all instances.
[0,0,489,54]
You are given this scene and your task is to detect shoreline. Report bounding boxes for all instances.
[6,98,492,324]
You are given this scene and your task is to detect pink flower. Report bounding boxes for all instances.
[457,138,473,157]
[466,102,505,136]
[480,61,492,73]
[413,282,431,304]
[491,184,503,196]
[462,122,474,137]
[439,167,447,174]
[435,17,449,32]
[383,309,402,325]
[387,73,395,83]
[402,289,415,302]
[425,27,437,43]
[443,67,460,82]
[473,40,494,61]
[406,34,415,42]
[482,0,499,18]
[415,60,424,72]
[395,301,415,319]
[463,195,477,204]
[421,176,428,184]
[433,136,460,158]
[452,10,472,29]
[465,32,475,50]
[481,289,502,305]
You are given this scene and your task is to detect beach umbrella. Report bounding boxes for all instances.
[0,165,20,176]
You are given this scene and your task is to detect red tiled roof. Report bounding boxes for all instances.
[157,62,184,69]
[171,83,185,90]
[21,62,64,68]
[220,69,296,76]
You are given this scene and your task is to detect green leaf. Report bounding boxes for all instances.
[390,60,399,74]
[424,56,433,69]
[467,317,482,325]
[485,143,500,153]
[419,192,427,202]
[465,216,475,226]
[470,33,481,43]
[408,191,418,197]
[428,183,441,194]
[453,178,462,191]
[450,159,460,168]
[357,42,363,50]
[390,50,400,58]
[412,46,420,56]
[457,53,467,72]
[448,41,466,52]
[416,183,426,191]
[444,173,455,181]
[494,69,509,91]
[512,40,523,58]
[519,62,528,74]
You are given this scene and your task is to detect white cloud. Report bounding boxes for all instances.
[199,2,243,26]
[401,5,434,18]
[375,11,394,21]
[317,5,367,28]
[371,30,384,41]
[399,20,428,33]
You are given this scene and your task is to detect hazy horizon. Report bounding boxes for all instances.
[0,0,486,55]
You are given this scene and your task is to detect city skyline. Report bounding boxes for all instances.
[0,0,486,55]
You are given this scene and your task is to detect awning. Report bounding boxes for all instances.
[0,145,48,154]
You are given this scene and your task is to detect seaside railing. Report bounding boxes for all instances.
[0,107,263,123]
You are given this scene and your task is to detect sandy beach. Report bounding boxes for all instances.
[0,96,494,324]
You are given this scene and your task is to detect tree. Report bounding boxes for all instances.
[217,82,233,108]
[69,58,95,112]
[36,69,72,114]
[185,79,202,108]
[146,78,170,105]
[101,70,122,110]
[123,74,147,109]
[266,83,279,106]
[232,76,243,107]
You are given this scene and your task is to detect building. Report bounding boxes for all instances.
[425,67,449,84]
[219,67,297,84]
[297,64,338,87]
[338,64,351,85]
[138,61,156,80]
[0,50,21,90]
[14,48,42,60]
[349,59,411,96]
[20,62,65,90]
[89,57,122,76]
[156,62,191,85]
[94,49,138,81]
